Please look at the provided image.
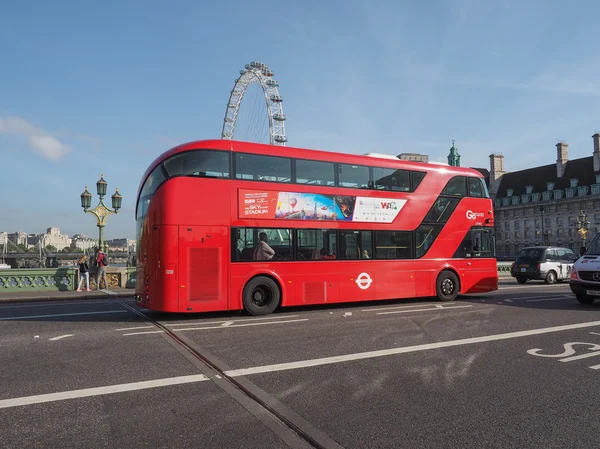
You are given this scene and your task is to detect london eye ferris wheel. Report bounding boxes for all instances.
[221,61,287,146]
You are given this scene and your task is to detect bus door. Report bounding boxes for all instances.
[338,230,375,302]
[178,226,229,312]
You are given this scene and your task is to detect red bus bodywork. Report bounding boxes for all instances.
[135,139,498,313]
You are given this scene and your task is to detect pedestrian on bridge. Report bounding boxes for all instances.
[96,248,109,290]
[77,255,91,292]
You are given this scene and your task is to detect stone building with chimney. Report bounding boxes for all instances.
[490,132,600,257]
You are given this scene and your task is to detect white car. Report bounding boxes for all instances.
[570,234,600,304]
[511,246,577,284]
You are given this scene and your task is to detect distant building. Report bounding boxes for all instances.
[106,238,136,251]
[8,232,27,246]
[26,227,72,251]
[397,152,429,163]
[71,234,98,251]
[491,133,600,257]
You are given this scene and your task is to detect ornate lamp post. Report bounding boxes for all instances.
[80,174,123,253]
[539,205,545,245]
[575,210,591,247]
[544,229,551,246]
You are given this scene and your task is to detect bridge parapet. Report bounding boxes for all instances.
[0,267,136,292]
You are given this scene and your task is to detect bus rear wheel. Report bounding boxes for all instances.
[436,270,459,302]
[243,276,281,316]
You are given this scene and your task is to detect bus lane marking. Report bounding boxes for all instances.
[362,303,442,312]
[163,314,302,327]
[121,318,310,336]
[49,334,74,341]
[0,374,210,409]
[122,330,165,336]
[224,320,600,377]
[115,326,155,331]
[376,305,473,315]
[171,318,309,333]
[527,342,600,371]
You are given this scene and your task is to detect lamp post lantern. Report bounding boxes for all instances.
[80,174,122,253]
[575,210,591,247]
[539,205,545,245]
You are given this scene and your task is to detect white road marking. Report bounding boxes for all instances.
[163,314,301,327]
[526,297,567,303]
[221,321,234,327]
[498,285,568,291]
[122,330,165,336]
[590,332,600,336]
[504,299,514,303]
[49,334,74,341]
[559,351,600,362]
[115,326,154,331]
[362,303,439,312]
[376,305,473,315]
[224,320,600,377]
[0,310,129,321]
[172,318,309,333]
[589,364,600,370]
[0,375,209,409]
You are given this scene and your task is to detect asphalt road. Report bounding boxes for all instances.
[1,280,599,449]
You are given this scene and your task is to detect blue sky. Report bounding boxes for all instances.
[2,0,600,239]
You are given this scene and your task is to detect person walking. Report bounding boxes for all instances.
[77,255,91,292]
[96,248,109,290]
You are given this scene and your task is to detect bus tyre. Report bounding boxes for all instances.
[544,270,557,285]
[576,294,595,305]
[436,270,459,302]
[243,276,281,316]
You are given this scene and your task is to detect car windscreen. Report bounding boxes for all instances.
[516,248,544,262]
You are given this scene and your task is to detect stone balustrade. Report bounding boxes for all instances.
[0,267,137,292]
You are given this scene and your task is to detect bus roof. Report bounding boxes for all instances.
[138,139,485,199]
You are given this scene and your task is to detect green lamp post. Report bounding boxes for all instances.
[80,174,122,253]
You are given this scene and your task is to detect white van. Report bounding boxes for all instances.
[570,234,600,304]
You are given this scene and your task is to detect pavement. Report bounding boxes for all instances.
[0,287,134,302]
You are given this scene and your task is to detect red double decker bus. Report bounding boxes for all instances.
[135,139,497,315]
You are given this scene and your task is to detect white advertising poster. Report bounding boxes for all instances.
[352,197,407,223]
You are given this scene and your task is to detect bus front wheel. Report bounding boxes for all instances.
[436,270,460,302]
[243,276,281,316]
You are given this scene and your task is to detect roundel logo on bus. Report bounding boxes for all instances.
[355,272,373,290]
[466,210,485,220]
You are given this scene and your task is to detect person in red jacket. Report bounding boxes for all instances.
[96,248,108,290]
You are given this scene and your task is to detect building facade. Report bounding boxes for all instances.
[8,232,27,246]
[398,152,429,163]
[490,133,600,258]
[71,234,98,251]
[26,227,72,251]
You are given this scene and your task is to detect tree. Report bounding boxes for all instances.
[45,245,58,252]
